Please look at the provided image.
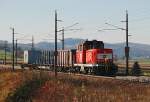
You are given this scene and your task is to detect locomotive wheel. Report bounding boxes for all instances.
[57,67,62,72]
[75,67,80,73]
[61,67,65,72]
[70,67,76,73]
[92,67,99,75]
[84,67,89,74]
[21,64,24,69]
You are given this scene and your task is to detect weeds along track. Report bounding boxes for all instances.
[33,69,150,84]
[57,71,114,79]
[1,64,150,84]
[56,71,150,84]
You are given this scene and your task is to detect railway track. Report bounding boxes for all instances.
[1,64,150,84]
[57,71,150,84]
[23,66,150,84]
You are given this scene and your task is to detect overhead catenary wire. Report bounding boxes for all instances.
[64,23,79,30]
[130,16,150,23]
[98,10,130,75]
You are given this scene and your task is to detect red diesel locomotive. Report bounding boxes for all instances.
[74,40,118,75]
[23,40,118,75]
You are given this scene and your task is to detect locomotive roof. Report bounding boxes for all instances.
[79,40,104,45]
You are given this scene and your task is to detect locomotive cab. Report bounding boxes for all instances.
[76,40,104,64]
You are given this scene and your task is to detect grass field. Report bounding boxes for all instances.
[0,69,150,102]
[136,59,150,64]
[0,50,12,60]
[32,73,150,102]
[0,50,24,64]
[116,59,150,65]
[115,59,150,70]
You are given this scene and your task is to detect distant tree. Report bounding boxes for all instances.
[131,61,141,76]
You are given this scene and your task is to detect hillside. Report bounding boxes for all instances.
[34,38,150,59]
[1,39,150,59]
[105,43,150,58]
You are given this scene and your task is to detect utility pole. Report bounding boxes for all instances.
[15,39,18,65]
[62,28,64,50]
[32,35,34,50]
[4,41,7,65]
[103,11,130,75]
[125,10,129,75]
[11,28,15,71]
[54,10,58,77]
[59,24,80,50]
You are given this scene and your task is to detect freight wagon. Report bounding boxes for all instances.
[21,50,54,69]
[21,49,76,70]
[57,49,76,72]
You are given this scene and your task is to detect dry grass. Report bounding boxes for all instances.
[0,69,24,102]
[5,70,51,102]
[1,68,150,102]
[32,73,150,102]
[0,68,43,102]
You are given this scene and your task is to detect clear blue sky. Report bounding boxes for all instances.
[1,0,150,44]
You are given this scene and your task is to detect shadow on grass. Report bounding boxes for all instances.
[5,71,49,102]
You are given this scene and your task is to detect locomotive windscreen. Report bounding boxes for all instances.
[83,40,104,50]
[92,40,104,49]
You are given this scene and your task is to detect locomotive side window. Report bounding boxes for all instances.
[80,45,83,51]
[77,44,83,51]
